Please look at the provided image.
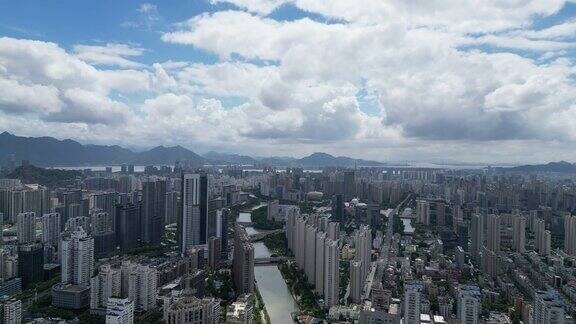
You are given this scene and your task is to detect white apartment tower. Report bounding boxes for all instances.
[61,228,94,287]
[457,285,481,324]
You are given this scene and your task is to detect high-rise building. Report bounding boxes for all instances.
[564,214,576,256]
[535,219,551,256]
[354,225,372,283]
[141,179,167,245]
[180,173,209,253]
[163,295,220,324]
[403,282,423,324]
[470,214,483,262]
[486,214,501,252]
[304,224,317,284]
[17,243,44,288]
[457,285,481,324]
[533,290,565,324]
[512,216,526,253]
[65,216,90,233]
[116,203,141,251]
[344,170,356,200]
[327,222,340,241]
[332,194,344,222]
[17,212,35,244]
[90,209,113,235]
[41,212,61,245]
[315,231,326,295]
[61,228,94,287]
[128,264,158,311]
[165,191,180,225]
[208,236,221,270]
[90,264,121,310]
[416,200,430,225]
[106,297,134,324]
[350,260,363,304]
[324,238,340,308]
[0,296,21,324]
[232,224,254,295]
[90,191,118,232]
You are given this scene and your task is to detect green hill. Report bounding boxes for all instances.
[7,165,81,188]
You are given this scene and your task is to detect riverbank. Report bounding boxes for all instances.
[277,261,325,318]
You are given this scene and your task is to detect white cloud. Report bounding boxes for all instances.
[3,0,576,163]
[73,43,145,68]
[210,0,288,15]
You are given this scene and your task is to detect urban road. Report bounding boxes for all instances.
[363,194,413,300]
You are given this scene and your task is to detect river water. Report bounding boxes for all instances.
[238,212,299,324]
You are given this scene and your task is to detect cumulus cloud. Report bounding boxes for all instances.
[2,0,576,163]
[0,37,147,125]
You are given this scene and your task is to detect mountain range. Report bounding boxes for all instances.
[0,132,385,168]
[509,161,576,173]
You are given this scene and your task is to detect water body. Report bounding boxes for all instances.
[252,241,299,324]
[51,165,150,172]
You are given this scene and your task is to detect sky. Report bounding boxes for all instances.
[1,0,576,164]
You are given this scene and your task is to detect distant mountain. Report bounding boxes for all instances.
[256,156,296,166]
[0,132,204,166]
[7,165,81,187]
[510,161,576,173]
[132,146,206,165]
[203,151,257,165]
[294,152,384,167]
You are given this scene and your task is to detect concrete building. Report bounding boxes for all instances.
[166,191,180,225]
[324,238,340,308]
[512,216,526,253]
[359,304,401,324]
[0,296,21,324]
[90,264,121,310]
[208,236,221,270]
[470,214,483,262]
[315,231,327,295]
[141,179,167,245]
[17,243,44,288]
[163,294,220,324]
[535,219,551,256]
[226,294,253,324]
[17,212,35,244]
[232,224,254,295]
[486,214,501,252]
[180,173,209,253]
[350,260,363,304]
[61,228,94,287]
[128,264,158,311]
[533,290,565,324]
[106,297,134,324]
[457,285,481,324]
[564,214,576,256]
[41,212,61,245]
[403,282,423,324]
[416,200,430,226]
[304,224,317,284]
[116,203,141,251]
[51,283,91,310]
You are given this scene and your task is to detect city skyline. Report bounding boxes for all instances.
[1,1,576,163]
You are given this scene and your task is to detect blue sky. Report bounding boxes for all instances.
[0,0,575,163]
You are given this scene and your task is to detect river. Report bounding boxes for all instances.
[238,212,299,324]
